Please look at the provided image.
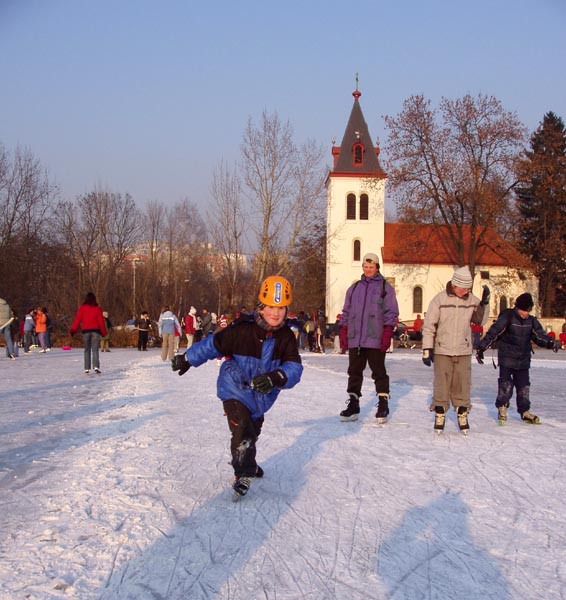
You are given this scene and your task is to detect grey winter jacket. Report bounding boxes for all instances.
[341,274,399,350]
[0,299,12,330]
[422,283,488,356]
[158,311,181,336]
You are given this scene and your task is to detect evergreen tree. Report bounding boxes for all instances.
[516,112,566,316]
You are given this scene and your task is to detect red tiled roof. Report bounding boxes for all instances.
[383,223,531,268]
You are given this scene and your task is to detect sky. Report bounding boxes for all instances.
[1,0,565,214]
[0,346,565,598]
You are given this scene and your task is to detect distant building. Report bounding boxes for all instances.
[326,88,538,324]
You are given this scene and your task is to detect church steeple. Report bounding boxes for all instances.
[331,83,385,176]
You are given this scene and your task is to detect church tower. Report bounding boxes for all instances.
[326,86,387,321]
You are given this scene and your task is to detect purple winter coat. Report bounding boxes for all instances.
[341,274,399,350]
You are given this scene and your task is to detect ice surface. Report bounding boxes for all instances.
[0,346,565,599]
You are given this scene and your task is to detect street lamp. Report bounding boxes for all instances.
[132,258,141,317]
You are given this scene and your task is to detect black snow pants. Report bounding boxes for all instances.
[224,400,264,478]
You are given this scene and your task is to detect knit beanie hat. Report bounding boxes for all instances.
[451,266,473,289]
[515,293,534,311]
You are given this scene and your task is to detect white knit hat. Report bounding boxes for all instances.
[451,266,473,289]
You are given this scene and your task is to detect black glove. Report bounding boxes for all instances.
[171,354,191,376]
[476,348,485,364]
[422,349,434,367]
[480,285,491,306]
[549,340,561,353]
[251,369,287,394]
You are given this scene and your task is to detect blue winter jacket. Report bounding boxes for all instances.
[479,308,553,370]
[341,274,399,349]
[185,318,303,421]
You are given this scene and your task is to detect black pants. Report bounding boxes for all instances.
[347,347,389,397]
[496,367,530,413]
[137,330,149,350]
[224,400,264,477]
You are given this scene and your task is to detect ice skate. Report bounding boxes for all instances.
[457,407,470,434]
[232,476,252,501]
[376,394,390,424]
[497,404,508,426]
[521,410,541,425]
[434,406,445,433]
[340,394,360,422]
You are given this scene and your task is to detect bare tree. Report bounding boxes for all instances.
[241,111,326,285]
[0,143,58,311]
[241,111,296,283]
[384,94,527,274]
[208,160,247,310]
[55,188,142,308]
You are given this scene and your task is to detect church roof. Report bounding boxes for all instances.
[331,89,385,177]
[383,223,531,269]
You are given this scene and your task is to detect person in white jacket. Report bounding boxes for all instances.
[421,266,490,433]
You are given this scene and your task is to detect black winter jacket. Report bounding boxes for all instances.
[479,308,553,370]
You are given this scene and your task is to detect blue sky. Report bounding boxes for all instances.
[1,0,564,212]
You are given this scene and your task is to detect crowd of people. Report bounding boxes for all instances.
[1,254,563,500]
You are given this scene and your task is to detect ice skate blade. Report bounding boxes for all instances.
[340,414,359,422]
[376,417,388,425]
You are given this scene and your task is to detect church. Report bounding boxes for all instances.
[325,88,538,325]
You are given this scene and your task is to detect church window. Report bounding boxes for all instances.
[413,286,423,314]
[346,193,356,220]
[360,194,369,220]
[499,297,508,312]
[480,270,490,279]
[353,143,364,166]
[353,240,361,261]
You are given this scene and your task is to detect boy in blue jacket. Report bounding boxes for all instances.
[172,276,303,499]
[476,292,560,424]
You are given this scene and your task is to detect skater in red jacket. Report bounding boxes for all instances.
[70,292,107,374]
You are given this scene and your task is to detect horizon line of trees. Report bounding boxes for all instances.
[1,97,564,330]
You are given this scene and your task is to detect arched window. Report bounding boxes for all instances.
[346,193,356,220]
[499,297,508,313]
[353,143,364,166]
[353,240,361,262]
[413,286,423,314]
[360,194,369,220]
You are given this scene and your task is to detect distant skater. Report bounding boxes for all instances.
[70,292,107,374]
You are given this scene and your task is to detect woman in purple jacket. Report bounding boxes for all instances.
[339,253,399,424]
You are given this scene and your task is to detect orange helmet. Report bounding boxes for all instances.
[258,276,292,307]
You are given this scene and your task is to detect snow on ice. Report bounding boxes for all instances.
[0,346,565,599]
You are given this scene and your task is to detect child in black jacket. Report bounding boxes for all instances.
[476,293,560,424]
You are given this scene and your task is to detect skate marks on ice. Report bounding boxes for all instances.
[378,492,511,599]
[100,405,387,599]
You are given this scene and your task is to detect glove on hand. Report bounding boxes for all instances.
[380,326,394,353]
[251,369,287,394]
[171,354,191,376]
[480,285,491,306]
[422,348,434,367]
[476,348,485,364]
[551,340,561,353]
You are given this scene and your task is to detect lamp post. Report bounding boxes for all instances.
[132,258,141,318]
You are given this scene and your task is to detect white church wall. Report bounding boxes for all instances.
[326,175,385,320]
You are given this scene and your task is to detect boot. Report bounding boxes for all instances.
[457,406,470,432]
[497,404,508,425]
[376,394,390,424]
[340,394,360,421]
[521,410,541,424]
[233,476,252,498]
[434,406,446,431]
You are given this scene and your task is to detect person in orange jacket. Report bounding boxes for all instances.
[70,292,107,374]
[34,307,48,353]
